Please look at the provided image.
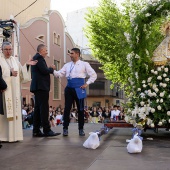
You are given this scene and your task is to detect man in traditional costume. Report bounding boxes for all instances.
[0,41,37,142]
[53,48,97,136]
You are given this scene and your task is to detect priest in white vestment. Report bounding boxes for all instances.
[0,41,37,142]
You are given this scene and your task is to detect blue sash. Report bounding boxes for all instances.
[67,78,86,99]
[67,78,86,111]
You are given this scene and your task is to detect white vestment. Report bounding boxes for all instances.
[0,54,30,142]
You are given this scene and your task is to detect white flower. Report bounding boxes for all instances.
[157,76,162,80]
[147,118,152,125]
[154,88,159,93]
[143,84,147,88]
[168,95,170,98]
[151,69,154,73]
[160,92,165,97]
[137,88,141,91]
[167,111,170,116]
[169,119,170,123]
[140,101,145,106]
[164,67,168,72]
[148,92,153,97]
[152,92,156,97]
[152,84,157,89]
[145,49,149,56]
[160,99,163,103]
[142,80,146,84]
[124,32,131,42]
[156,5,163,11]
[163,73,167,77]
[157,67,161,71]
[154,71,158,75]
[157,105,162,110]
[145,13,151,17]
[165,78,169,82]
[151,123,155,128]
[156,99,159,103]
[148,89,151,93]
[162,83,167,88]
[135,72,138,79]
[158,122,163,126]
[159,82,163,87]
[140,92,145,98]
[151,108,155,113]
[147,77,152,82]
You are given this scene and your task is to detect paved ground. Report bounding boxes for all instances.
[0,123,170,170]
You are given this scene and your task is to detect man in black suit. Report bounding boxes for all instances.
[30,44,60,137]
[0,65,7,115]
[0,65,7,148]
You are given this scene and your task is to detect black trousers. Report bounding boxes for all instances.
[63,86,84,130]
[33,90,51,134]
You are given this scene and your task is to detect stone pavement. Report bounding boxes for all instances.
[0,123,170,170]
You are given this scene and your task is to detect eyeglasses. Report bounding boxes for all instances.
[3,49,12,51]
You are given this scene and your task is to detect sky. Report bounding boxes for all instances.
[50,0,124,20]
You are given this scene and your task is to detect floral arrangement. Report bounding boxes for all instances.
[126,0,170,88]
[124,0,170,128]
[125,64,170,128]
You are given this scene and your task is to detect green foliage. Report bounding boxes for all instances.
[84,0,131,87]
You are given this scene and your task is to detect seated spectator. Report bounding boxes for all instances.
[84,106,90,123]
[110,105,120,121]
[22,105,29,129]
[25,105,34,126]
[117,106,124,120]
[49,106,56,127]
[70,108,78,123]
[102,107,111,123]
[55,111,63,125]
[90,107,99,123]
[98,107,104,123]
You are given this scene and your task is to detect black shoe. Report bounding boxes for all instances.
[33,131,44,137]
[79,129,85,136]
[0,141,2,148]
[44,130,61,137]
[63,129,68,136]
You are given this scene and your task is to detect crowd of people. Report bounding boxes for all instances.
[21,104,125,130]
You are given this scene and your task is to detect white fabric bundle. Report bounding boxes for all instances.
[126,134,143,153]
[83,132,100,149]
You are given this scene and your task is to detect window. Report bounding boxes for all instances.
[54,60,60,99]
[92,102,101,107]
[36,35,45,42]
[53,32,61,46]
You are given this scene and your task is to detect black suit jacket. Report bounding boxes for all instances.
[0,66,7,115]
[30,53,54,93]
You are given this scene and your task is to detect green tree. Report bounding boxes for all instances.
[84,0,131,89]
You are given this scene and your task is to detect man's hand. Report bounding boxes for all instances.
[26,59,38,65]
[11,68,18,77]
[50,64,56,69]
[80,84,88,89]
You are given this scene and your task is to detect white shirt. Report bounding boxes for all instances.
[56,115,62,120]
[111,110,120,118]
[53,60,97,85]
[22,109,27,116]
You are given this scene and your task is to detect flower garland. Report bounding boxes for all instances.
[127,0,170,89]
[124,0,170,128]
